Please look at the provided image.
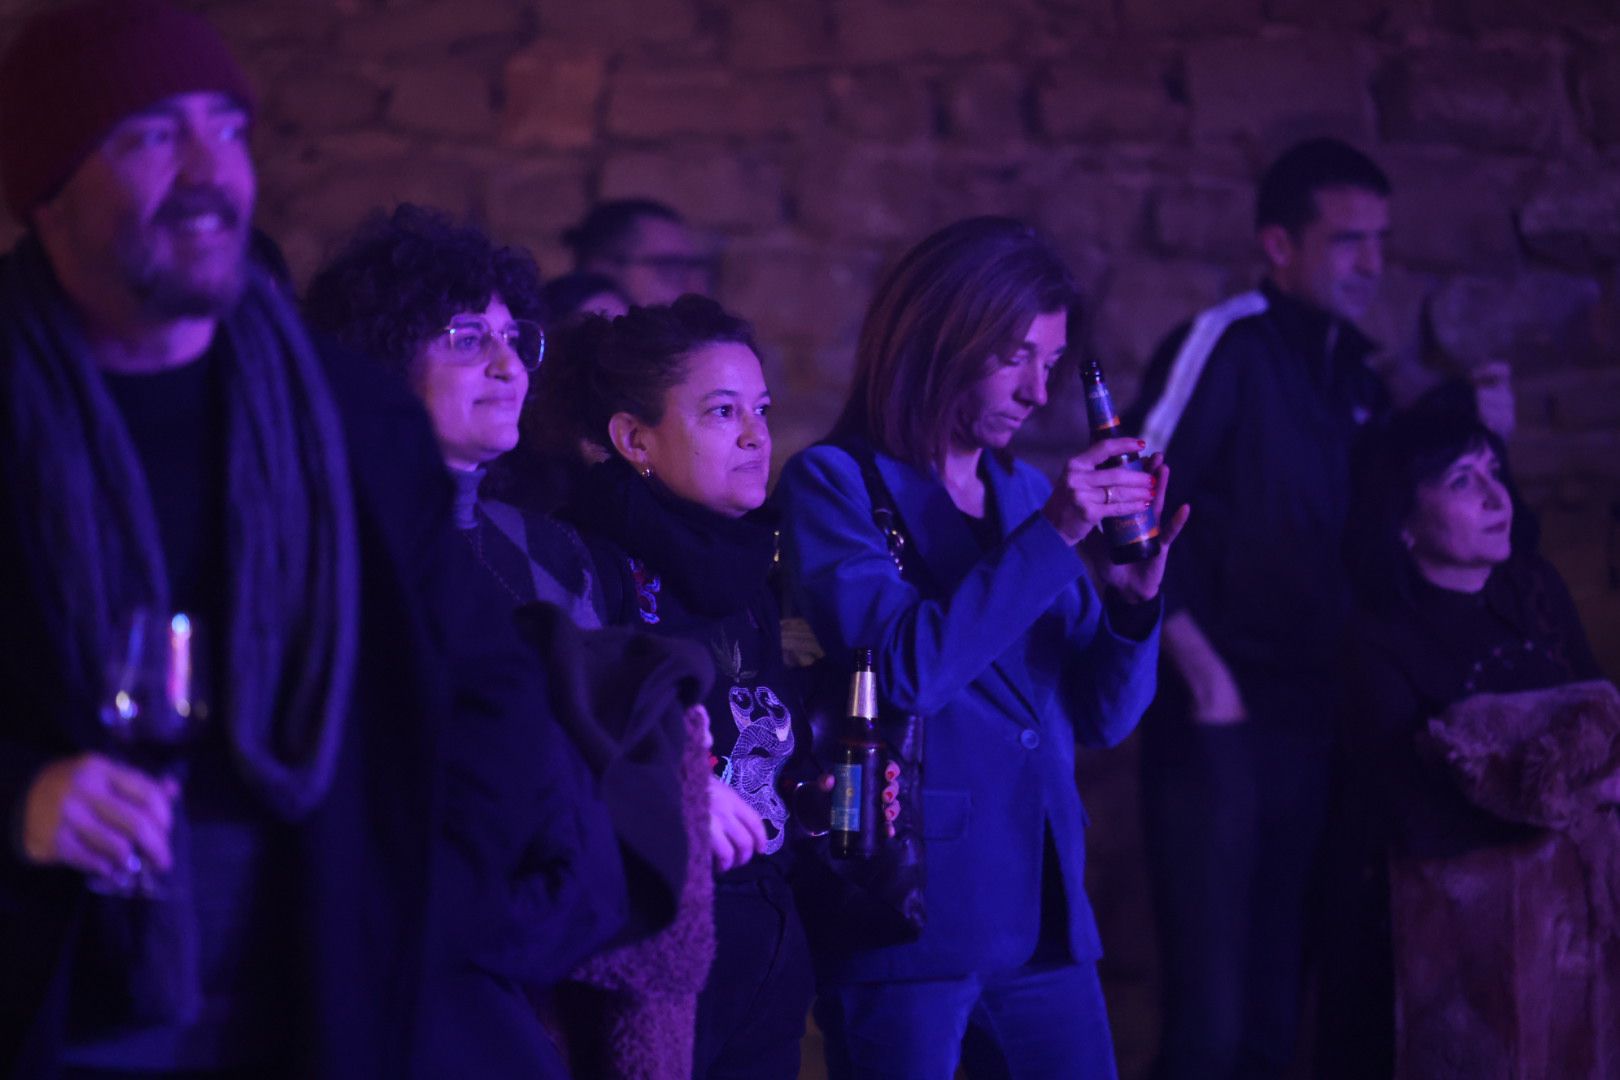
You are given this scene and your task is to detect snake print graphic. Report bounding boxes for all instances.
[720,684,794,853]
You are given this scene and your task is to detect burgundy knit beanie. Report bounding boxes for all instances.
[0,0,257,222]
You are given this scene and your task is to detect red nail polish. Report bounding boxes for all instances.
[1137,439,1146,448]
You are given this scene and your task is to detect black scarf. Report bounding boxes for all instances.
[567,457,776,619]
[0,237,359,821]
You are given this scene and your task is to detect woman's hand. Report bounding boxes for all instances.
[708,775,767,873]
[1082,455,1191,604]
[796,763,902,838]
[21,753,179,883]
[1043,437,1158,546]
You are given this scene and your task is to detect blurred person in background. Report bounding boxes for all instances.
[563,199,714,307]
[1126,137,1516,1080]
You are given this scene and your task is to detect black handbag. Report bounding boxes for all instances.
[786,440,928,953]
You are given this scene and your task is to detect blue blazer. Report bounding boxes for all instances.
[777,443,1161,982]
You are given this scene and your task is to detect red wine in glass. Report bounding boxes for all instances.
[92,608,208,897]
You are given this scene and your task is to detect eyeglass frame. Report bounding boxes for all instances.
[433,315,546,372]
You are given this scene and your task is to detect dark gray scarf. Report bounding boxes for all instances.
[0,237,358,821]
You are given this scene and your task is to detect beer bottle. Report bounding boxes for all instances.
[830,647,883,860]
[1081,357,1161,564]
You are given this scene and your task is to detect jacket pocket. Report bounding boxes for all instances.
[922,789,971,841]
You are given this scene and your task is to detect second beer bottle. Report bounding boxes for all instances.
[830,647,883,860]
[1081,356,1161,564]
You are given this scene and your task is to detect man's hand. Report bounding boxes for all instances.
[708,775,767,873]
[1471,361,1515,439]
[21,753,178,881]
[1163,611,1248,725]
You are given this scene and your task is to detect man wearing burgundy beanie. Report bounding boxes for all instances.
[0,2,628,1077]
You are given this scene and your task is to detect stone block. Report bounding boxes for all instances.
[1264,0,1391,28]
[1577,44,1620,147]
[1149,180,1252,259]
[1035,165,1152,253]
[606,68,826,139]
[1431,0,1617,32]
[485,160,591,248]
[929,151,1049,222]
[1089,257,1235,379]
[284,155,484,235]
[729,1,834,71]
[1380,149,1526,270]
[1510,428,1620,482]
[832,0,1018,65]
[719,243,882,367]
[1375,47,1576,154]
[945,65,1028,144]
[1517,369,1620,431]
[1517,164,1620,270]
[599,149,786,230]
[202,0,342,48]
[1121,0,1264,35]
[264,66,385,136]
[1427,271,1603,369]
[829,71,936,141]
[1356,264,1443,405]
[1038,54,1187,144]
[338,0,530,57]
[501,42,605,150]
[1187,34,1377,146]
[796,144,942,242]
[386,63,497,139]
[536,0,699,47]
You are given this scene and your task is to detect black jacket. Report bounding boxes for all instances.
[1126,281,1392,708]
[0,334,626,1078]
[566,458,814,878]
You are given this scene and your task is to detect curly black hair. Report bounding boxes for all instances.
[303,203,544,375]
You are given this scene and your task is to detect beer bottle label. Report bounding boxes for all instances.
[1085,383,1121,434]
[831,763,863,832]
[1103,509,1161,547]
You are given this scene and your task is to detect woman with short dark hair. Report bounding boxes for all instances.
[540,295,821,1079]
[1319,395,1615,1078]
[776,217,1188,1077]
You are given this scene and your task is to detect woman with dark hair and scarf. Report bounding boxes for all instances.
[775,217,1187,1077]
[537,296,826,1079]
[1318,391,1616,1078]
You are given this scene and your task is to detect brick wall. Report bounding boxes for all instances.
[2,0,1618,1072]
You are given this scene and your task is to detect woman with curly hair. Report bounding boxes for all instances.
[305,206,722,1079]
[304,204,599,624]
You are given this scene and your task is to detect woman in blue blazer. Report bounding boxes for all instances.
[777,218,1189,1079]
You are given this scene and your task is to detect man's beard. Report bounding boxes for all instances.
[116,188,250,319]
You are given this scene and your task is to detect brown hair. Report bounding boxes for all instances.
[834,217,1077,472]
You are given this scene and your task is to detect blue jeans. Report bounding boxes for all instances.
[815,961,1118,1080]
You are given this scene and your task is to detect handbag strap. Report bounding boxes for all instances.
[823,436,927,589]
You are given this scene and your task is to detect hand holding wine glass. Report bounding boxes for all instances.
[21,608,207,895]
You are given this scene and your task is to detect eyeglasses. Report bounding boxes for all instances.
[435,317,545,371]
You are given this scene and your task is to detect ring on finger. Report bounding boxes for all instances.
[1103,485,1114,505]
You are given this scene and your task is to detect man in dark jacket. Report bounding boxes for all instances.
[1126,138,1512,1079]
[0,2,627,1075]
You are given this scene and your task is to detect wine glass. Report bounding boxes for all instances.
[90,607,209,897]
